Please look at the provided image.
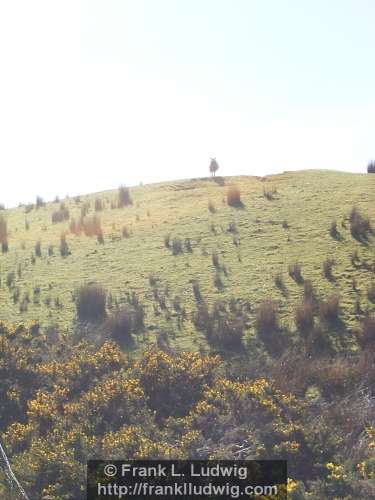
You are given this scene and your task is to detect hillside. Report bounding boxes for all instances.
[1,169,375,355]
[1,169,375,499]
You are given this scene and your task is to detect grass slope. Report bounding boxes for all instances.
[1,169,374,355]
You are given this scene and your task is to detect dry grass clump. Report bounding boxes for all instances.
[323,257,335,280]
[76,283,107,321]
[288,262,303,283]
[349,206,371,241]
[319,294,340,326]
[0,215,8,251]
[51,203,70,223]
[295,301,314,335]
[118,185,133,207]
[227,186,241,207]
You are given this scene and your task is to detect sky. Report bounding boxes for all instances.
[0,0,374,207]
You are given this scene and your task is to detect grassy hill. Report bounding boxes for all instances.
[1,169,375,355]
[2,169,375,499]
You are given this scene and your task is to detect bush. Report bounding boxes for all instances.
[35,240,42,257]
[36,195,45,208]
[295,301,314,335]
[256,300,279,334]
[60,233,70,256]
[263,185,277,200]
[367,283,375,303]
[367,160,375,173]
[81,201,90,218]
[118,185,132,207]
[81,215,102,237]
[329,220,339,239]
[1,240,8,253]
[122,226,130,238]
[357,316,375,348]
[212,251,220,268]
[76,284,107,321]
[349,206,371,241]
[171,237,183,255]
[0,215,7,244]
[94,198,104,211]
[288,262,303,283]
[227,186,241,207]
[323,257,335,280]
[208,200,216,213]
[105,307,133,342]
[319,294,340,326]
[51,203,70,223]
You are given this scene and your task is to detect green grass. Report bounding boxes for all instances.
[1,170,375,354]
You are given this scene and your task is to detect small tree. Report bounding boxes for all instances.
[209,158,219,177]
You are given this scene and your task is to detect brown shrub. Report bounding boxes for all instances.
[295,301,314,335]
[0,215,7,244]
[76,283,107,321]
[256,300,279,334]
[81,215,102,237]
[94,197,104,211]
[288,262,303,283]
[227,186,241,207]
[60,233,70,256]
[349,206,371,241]
[51,203,70,223]
[35,240,42,257]
[357,316,375,348]
[319,294,340,326]
[118,185,133,207]
[323,257,335,280]
[105,307,133,342]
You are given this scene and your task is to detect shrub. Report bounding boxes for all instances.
[6,272,15,288]
[349,206,371,241]
[288,262,303,283]
[81,215,102,237]
[171,237,183,255]
[367,160,375,173]
[164,233,171,248]
[122,226,130,238]
[329,220,339,239]
[36,195,45,208]
[184,238,193,253]
[97,230,104,244]
[81,201,90,218]
[274,273,286,292]
[118,185,132,207]
[60,233,70,256]
[192,280,202,302]
[319,294,340,326]
[208,200,216,213]
[76,284,107,321]
[35,240,42,257]
[0,215,7,244]
[48,245,54,256]
[303,280,315,302]
[282,220,289,229]
[1,241,8,253]
[263,185,277,200]
[51,203,70,223]
[105,307,133,342]
[295,301,314,335]
[367,283,375,303]
[227,186,241,207]
[357,316,375,348]
[256,300,279,334]
[94,197,104,211]
[214,271,224,289]
[212,251,220,268]
[323,257,335,280]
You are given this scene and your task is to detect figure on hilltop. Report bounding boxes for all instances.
[209,158,219,177]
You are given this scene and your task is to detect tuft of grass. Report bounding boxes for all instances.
[118,185,133,207]
[76,283,107,321]
[227,186,241,207]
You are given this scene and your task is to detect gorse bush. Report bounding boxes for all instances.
[118,185,132,207]
[105,307,133,342]
[227,186,241,207]
[256,300,279,334]
[76,284,107,321]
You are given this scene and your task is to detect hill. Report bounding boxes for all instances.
[1,169,375,499]
[1,169,375,354]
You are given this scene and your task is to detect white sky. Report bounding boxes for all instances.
[0,0,374,207]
